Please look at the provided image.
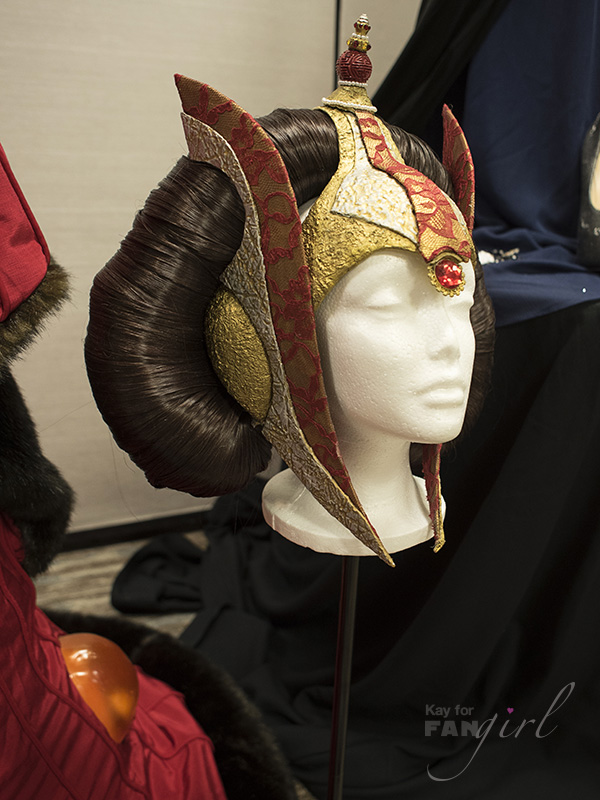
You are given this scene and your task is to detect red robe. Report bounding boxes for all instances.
[0,513,228,799]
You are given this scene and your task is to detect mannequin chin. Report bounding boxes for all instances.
[263,241,476,557]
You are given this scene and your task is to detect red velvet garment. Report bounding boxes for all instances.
[0,514,228,799]
[0,144,49,322]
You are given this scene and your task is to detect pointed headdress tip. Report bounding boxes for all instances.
[323,14,377,113]
[441,104,476,233]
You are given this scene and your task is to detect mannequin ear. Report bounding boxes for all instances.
[442,105,475,233]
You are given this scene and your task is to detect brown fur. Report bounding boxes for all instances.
[0,258,70,366]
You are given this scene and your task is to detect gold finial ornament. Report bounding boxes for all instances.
[346,13,371,52]
[323,15,376,111]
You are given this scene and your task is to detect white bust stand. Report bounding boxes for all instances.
[262,247,476,559]
[263,469,436,557]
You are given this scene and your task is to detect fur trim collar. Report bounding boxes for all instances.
[0,258,69,367]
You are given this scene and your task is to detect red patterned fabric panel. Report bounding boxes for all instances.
[354,112,472,263]
[176,74,359,501]
[441,104,476,233]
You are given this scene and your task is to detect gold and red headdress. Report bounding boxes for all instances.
[176,16,475,565]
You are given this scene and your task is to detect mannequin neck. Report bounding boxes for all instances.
[333,424,418,522]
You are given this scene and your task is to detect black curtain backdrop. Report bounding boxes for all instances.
[373,0,509,147]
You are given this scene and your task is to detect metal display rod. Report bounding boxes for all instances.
[327,555,360,800]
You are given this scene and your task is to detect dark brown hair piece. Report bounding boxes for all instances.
[86,159,272,496]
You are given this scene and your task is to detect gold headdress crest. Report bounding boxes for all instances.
[176,16,475,564]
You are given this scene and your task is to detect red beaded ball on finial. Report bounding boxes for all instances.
[336,50,372,83]
[336,14,372,84]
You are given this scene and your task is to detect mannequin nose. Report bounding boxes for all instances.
[426,307,462,361]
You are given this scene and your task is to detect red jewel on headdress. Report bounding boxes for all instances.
[435,260,463,289]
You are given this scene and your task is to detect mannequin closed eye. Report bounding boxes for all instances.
[325,249,476,315]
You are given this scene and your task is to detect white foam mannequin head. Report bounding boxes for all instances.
[262,203,476,557]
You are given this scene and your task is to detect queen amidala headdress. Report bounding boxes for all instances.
[176,16,475,565]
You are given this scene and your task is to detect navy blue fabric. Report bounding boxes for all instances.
[462,0,600,326]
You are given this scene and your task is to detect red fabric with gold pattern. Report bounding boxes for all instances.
[422,442,444,551]
[354,111,473,264]
[442,104,476,233]
[0,144,49,322]
[175,75,357,501]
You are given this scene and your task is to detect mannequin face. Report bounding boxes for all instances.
[315,248,476,447]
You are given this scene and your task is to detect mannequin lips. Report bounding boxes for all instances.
[418,381,468,405]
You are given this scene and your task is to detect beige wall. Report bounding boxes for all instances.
[0,0,420,533]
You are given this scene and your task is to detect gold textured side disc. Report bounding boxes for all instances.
[205,287,272,421]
